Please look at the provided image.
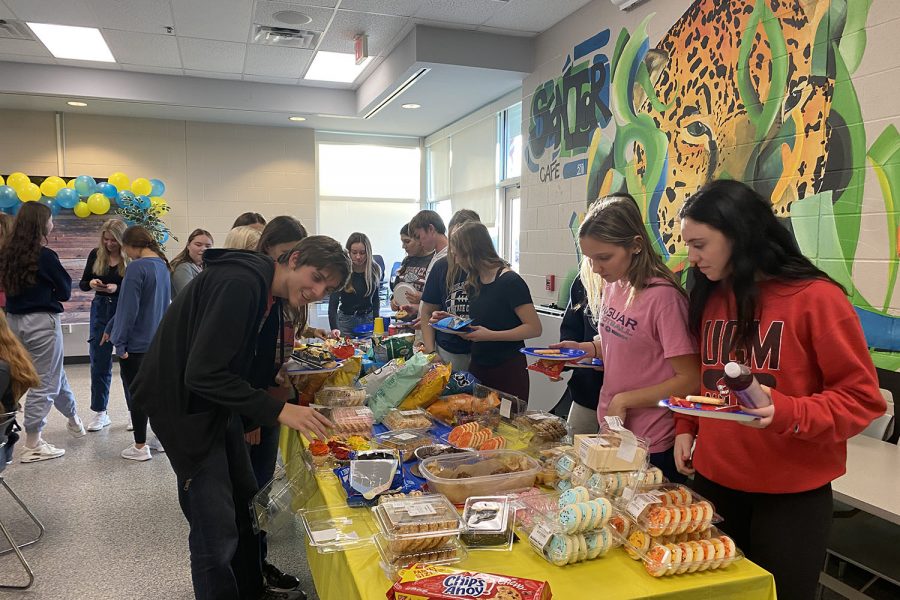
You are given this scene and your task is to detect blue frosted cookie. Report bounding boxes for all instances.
[557,485,589,508]
[555,454,577,479]
[582,501,599,532]
[546,533,573,566]
[573,533,587,563]
[556,478,573,492]
[558,504,585,534]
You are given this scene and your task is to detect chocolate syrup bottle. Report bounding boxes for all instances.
[723,362,772,408]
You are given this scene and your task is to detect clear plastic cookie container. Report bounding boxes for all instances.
[459,496,515,551]
[619,483,721,537]
[623,525,744,577]
[371,493,461,554]
[418,449,540,505]
[375,534,467,580]
[382,408,435,431]
[314,386,367,407]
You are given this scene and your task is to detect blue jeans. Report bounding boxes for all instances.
[88,295,118,412]
[336,311,373,338]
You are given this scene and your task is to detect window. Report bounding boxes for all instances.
[499,103,522,270]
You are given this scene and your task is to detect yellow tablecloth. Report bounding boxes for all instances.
[281,430,777,600]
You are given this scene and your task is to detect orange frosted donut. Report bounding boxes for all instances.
[676,542,693,575]
[644,544,671,577]
[709,538,726,570]
[646,507,672,537]
[663,506,681,536]
[696,539,716,571]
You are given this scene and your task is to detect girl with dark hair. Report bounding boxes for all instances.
[232,212,266,230]
[0,202,83,462]
[328,232,382,337]
[170,228,213,295]
[552,194,699,482]
[0,213,12,308]
[80,218,129,432]
[675,179,885,599]
[449,222,541,401]
[106,226,172,461]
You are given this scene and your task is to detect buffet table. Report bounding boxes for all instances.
[280,430,776,600]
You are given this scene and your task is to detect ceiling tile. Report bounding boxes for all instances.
[56,58,122,70]
[242,74,299,84]
[4,0,97,27]
[267,0,339,7]
[83,0,175,35]
[178,37,246,72]
[412,0,502,27]
[0,3,16,19]
[0,38,53,57]
[103,30,182,68]
[171,0,253,43]
[0,53,56,65]
[243,44,312,78]
[183,69,243,80]
[317,9,406,55]
[253,2,335,33]
[120,65,185,76]
[339,0,421,18]
[484,0,594,33]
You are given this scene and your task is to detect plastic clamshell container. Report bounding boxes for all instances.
[330,406,375,436]
[419,449,540,505]
[512,489,616,536]
[623,525,744,577]
[375,534,467,580]
[426,384,526,427]
[441,422,505,451]
[382,408,435,432]
[512,411,571,444]
[573,423,650,473]
[581,467,665,498]
[619,483,721,537]
[374,429,436,462]
[299,505,378,553]
[314,386,367,407]
[460,496,515,551]
[371,494,461,554]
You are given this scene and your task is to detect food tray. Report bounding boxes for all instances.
[375,534,467,579]
[314,386,367,407]
[460,496,515,551]
[371,494,461,554]
[330,406,375,436]
[623,525,743,577]
[374,429,436,462]
[619,483,721,537]
[512,411,570,444]
[512,499,616,567]
[425,384,525,427]
[299,505,378,553]
[419,449,540,505]
[443,422,506,451]
[512,488,613,535]
[382,408,435,431]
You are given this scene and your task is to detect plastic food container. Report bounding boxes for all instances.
[374,429,436,462]
[314,386,367,407]
[512,488,614,535]
[375,534,467,579]
[382,408,435,431]
[619,483,721,537]
[426,384,525,427]
[418,449,540,504]
[460,496,515,551]
[299,505,378,553]
[573,424,649,473]
[442,422,505,451]
[371,494,461,554]
[330,406,375,436]
[513,412,570,444]
[623,525,743,577]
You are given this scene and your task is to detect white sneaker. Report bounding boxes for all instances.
[67,415,86,438]
[20,441,66,463]
[126,418,134,432]
[147,436,165,453]
[87,411,111,432]
[121,444,151,462]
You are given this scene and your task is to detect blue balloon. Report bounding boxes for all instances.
[55,187,79,209]
[135,195,152,210]
[4,201,21,216]
[39,196,61,216]
[74,175,96,198]
[0,185,17,209]
[161,231,170,244]
[97,181,118,200]
[149,178,165,197]
[118,190,135,207]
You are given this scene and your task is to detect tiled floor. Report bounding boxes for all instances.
[0,363,317,599]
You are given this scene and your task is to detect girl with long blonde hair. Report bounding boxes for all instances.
[79,218,129,432]
[0,310,39,463]
[328,232,382,337]
[553,193,699,482]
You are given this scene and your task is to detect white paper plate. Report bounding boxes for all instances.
[659,399,759,422]
[391,282,418,306]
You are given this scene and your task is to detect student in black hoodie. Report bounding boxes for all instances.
[131,235,350,600]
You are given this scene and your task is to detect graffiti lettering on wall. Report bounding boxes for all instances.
[527,0,900,368]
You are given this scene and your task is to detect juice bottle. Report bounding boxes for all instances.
[722,362,771,408]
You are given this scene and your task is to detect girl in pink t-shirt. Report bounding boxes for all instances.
[553,194,699,482]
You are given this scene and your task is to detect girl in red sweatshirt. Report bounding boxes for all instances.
[675,180,885,600]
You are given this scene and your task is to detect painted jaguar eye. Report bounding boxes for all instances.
[685,121,710,137]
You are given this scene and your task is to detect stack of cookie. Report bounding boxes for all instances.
[372,493,462,557]
[555,450,665,498]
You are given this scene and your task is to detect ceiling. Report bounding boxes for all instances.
[0,0,595,136]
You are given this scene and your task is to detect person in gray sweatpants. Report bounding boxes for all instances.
[0,202,84,463]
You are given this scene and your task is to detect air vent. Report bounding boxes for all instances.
[0,20,36,41]
[253,25,317,49]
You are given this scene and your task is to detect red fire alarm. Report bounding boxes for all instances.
[545,274,555,292]
[354,34,368,65]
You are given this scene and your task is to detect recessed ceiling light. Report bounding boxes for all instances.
[401,103,421,109]
[27,23,115,62]
[288,116,306,122]
[67,101,87,107]
[304,51,371,83]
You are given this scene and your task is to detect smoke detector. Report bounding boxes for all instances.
[253,25,317,49]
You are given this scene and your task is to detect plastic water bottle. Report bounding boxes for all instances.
[722,362,771,408]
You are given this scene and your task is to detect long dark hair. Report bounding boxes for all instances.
[679,179,840,354]
[0,202,51,296]
[170,228,213,269]
[122,226,172,271]
[257,216,307,258]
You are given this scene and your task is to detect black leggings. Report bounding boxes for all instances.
[691,472,833,600]
[469,353,530,403]
[119,353,149,445]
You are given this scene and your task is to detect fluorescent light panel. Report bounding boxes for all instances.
[28,23,115,62]
[304,51,371,83]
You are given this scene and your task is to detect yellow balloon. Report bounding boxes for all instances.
[108,172,130,191]
[7,172,30,191]
[86,192,110,215]
[131,177,152,196]
[73,201,91,218]
[18,182,41,202]
[67,179,77,189]
[40,176,64,197]
[0,175,5,186]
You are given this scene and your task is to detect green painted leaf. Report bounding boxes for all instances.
[866,125,900,311]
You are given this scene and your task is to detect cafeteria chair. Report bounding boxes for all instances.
[0,411,44,590]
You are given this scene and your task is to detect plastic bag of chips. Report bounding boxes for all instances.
[399,362,452,410]
[358,358,405,398]
[322,356,361,388]
[527,359,567,381]
[441,370,480,396]
[369,352,434,423]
